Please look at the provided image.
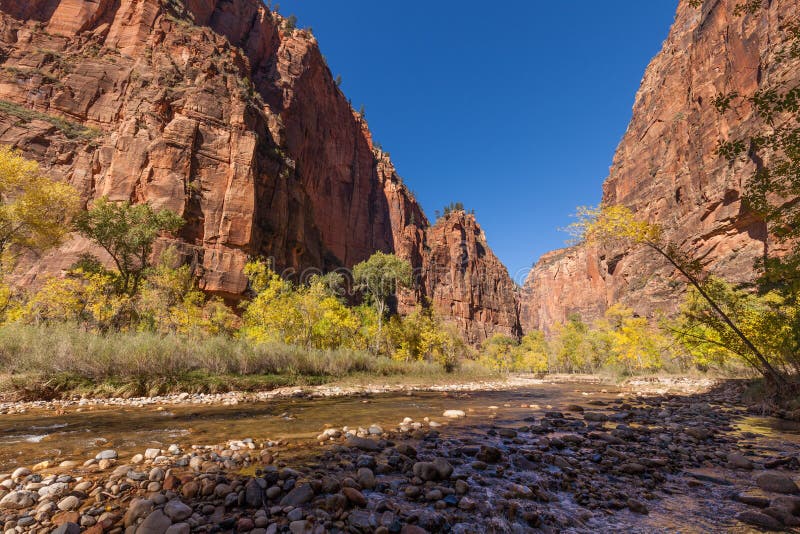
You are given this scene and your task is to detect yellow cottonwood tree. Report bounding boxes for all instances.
[0,146,79,268]
[241,261,361,349]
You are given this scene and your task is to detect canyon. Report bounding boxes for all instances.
[0,0,518,343]
[521,0,800,332]
[1,0,797,342]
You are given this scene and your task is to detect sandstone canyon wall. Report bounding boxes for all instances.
[521,0,800,332]
[0,0,519,342]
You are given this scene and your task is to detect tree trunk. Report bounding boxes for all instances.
[648,242,789,388]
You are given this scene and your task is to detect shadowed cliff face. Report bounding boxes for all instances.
[0,0,520,343]
[521,0,800,333]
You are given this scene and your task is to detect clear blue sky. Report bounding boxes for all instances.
[279,1,678,284]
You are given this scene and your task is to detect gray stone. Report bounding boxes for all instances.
[736,510,783,530]
[0,491,35,510]
[728,453,754,470]
[95,450,118,460]
[163,500,192,522]
[137,509,172,534]
[57,495,80,511]
[357,468,375,490]
[38,482,69,500]
[245,479,263,507]
[124,498,154,527]
[344,436,381,451]
[280,484,314,507]
[165,524,190,534]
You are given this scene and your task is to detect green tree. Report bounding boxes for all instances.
[74,197,184,296]
[353,252,412,349]
[0,146,79,269]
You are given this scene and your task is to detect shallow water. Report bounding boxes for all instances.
[2,382,800,532]
[0,383,624,471]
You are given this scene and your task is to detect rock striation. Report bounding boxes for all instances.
[521,0,800,332]
[421,211,520,344]
[0,0,519,343]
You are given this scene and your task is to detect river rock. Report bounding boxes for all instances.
[412,462,440,482]
[0,491,35,509]
[348,510,375,530]
[245,479,263,507]
[237,517,255,532]
[345,436,382,451]
[164,500,192,522]
[124,498,154,527]
[137,509,172,534]
[756,472,800,494]
[627,498,649,515]
[357,468,376,490]
[727,453,753,470]
[280,484,314,507]
[443,410,466,419]
[343,487,367,507]
[583,412,608,422]
[736,510,783,530]
[11,467,30,481]
[165,524,191,534]
[685,427,711,440]
[476,445,503,463]
[771,495,800,515]
[95,450,118,461]
[52,522,81,534]
[38,482,68,499]
[57,495,80,511]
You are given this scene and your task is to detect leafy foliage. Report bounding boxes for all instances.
[572,203,785,384]
[241,260,362,350]
[479,305,677,375]
[387,306,466,371]
[74,198,184,295]
[353,252,412,349]
[674,278,800,375]
[0,146,79,268]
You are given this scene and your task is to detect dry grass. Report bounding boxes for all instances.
[0,323,471,399]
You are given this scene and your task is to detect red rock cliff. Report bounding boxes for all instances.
[0,0,519,342]
[521,0,800,332]
[422,211,521,344]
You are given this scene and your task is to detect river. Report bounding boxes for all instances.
[1,379,799,532]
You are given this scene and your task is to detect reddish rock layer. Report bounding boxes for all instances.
[0,0,519,342]
[522,0,800,332]
[422,211,521,344]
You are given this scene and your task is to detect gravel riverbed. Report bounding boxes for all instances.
[0,378,798,533]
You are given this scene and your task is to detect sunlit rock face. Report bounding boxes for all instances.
[521,0,800,332]
[0,0,520,342]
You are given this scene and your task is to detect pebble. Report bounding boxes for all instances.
[57,495,80,511]
[95,450,118,460]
